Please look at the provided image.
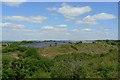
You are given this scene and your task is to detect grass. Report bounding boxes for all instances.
[38,41,116,58]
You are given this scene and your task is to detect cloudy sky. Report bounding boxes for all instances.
[2,2,118,41]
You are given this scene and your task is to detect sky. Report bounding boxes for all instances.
[1,2,118,41]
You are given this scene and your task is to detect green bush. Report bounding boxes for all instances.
[2,43,20,53]
[97,64,116,78]
[25,47,39,58]
[51,53,89,78]
[17,46,27,52]
[2,57,53,79]
[111,42,117,45]
[31,69,50,78]
[51,59,87,78]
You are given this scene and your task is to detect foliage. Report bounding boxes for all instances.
[51,55,87,78]
[2,56,53,79]
[17,46,27,52]
[51,48,118,78]
[2,40,118,79]
[25,47,39,58]
[20,41,34,44]
[2,43,20,53]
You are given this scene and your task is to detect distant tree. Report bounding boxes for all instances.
[80,41,82,43]
[92,42,95,44]
[105,39,112,44]
[68,42,72,44]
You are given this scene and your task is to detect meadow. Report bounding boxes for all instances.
[1,40,119,79]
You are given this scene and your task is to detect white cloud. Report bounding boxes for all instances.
[57,3,91,18]
[42,25,67,31]
[81,28,91,31]
[71,29,79,32]
[3,0,27,7]
[76,19,97,25]
[100,28,109,31]
[13,28,35,32]
[2,28,39,41]
[1,22,35,33]
[1,22,25,29]
[3,16,47,23]
[47,7,57,11]
[2,24,117,41]
[42,26,54,30]
[75,13,116,25]
[56,26,67,31]
[38,25,69,40]
[68,28,117,40]
[71,28,92,33]
[58,24,68,27]
[1,22,38,41]
[83,13,116,21]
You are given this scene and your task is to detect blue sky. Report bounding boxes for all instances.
[2,2,118,41]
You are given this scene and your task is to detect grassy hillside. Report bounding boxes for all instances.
[1,40,119,79]
[38,41,116,58]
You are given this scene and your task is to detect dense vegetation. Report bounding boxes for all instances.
[1,40,119,79]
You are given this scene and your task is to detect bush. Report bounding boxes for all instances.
[2,48,17,53]
[2,56,53,79]
[51,53,89,78]
[97,64,116,78]
[2,43,20,53]
[51,59,87,78]
[109,49,113,53]
[2,49,9,53]
[111,42,117,45]
[17,46,27,52]
[25,47,39,58]
[31,70,50,78]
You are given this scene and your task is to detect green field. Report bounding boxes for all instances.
[1,40,119,79]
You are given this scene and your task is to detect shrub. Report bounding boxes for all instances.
[109,49,113,53]
[51,59,87,78]
[51,53,89,78]
[2,43,20,53]
[31,70,50,78]
[17,46,27,52]
[111,42,117,45]
[2,49,9,53]
[2,57,53,79]
[97,64,115,78]
[25,47,39,58]
[100,54,105,57]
